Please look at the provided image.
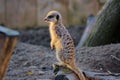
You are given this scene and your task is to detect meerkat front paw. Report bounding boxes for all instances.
[50,45,55,51]
[50,41,55,50]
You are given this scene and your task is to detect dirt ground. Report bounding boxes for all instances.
[4,42,120,80]
[3,26,120,80]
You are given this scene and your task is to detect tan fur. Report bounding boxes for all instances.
[44,11,86,80]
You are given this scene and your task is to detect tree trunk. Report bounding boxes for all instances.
[77,0,120,47]
[77,14,95,48]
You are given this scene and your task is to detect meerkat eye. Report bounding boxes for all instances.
[56,15,59,20]
[48,15,54,19]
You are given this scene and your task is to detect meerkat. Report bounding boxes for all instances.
[44,11,86,80]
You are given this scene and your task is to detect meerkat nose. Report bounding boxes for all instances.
[44,18,47,22]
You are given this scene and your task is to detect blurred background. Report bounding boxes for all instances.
[0,0,106,28]
[0,0,106,47]
[0,0,107,47]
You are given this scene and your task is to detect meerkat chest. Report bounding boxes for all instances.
[49,25,59,39]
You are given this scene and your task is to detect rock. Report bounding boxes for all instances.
[29,66,37,69]
[38,71,45,75]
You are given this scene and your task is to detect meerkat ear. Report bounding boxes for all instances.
[56,15,59,20]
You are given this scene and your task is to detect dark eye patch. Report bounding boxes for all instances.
[56,15,59,20]
[48,15,54,18]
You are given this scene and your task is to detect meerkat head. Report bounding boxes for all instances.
[44,11,62,24]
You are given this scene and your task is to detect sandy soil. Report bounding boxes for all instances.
[4,42,120,80]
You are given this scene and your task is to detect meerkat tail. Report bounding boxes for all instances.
[67,64,86,80]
